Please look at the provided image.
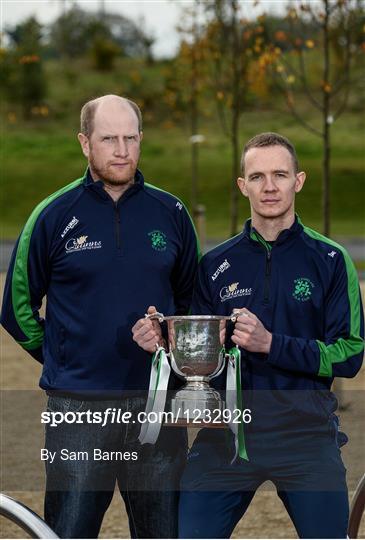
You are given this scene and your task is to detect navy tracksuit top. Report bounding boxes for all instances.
[1,169,200,393]
[192,217,364,432]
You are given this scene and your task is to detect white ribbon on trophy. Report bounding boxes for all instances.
[139,345,171,444]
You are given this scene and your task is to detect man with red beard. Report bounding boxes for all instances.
[1,95,200,538]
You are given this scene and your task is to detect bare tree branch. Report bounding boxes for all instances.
[300,1,324,29]
[285,90,323,137]
[333,82,351,119]
[297,48,323,110]
[269,67,322,135]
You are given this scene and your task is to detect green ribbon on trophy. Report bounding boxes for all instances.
[226,346,249,462]
[138,346,171,444]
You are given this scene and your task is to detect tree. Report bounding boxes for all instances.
[202,0,265,235]
[5,17,47,119]
[135,16,156,66]
[50,6,93,59]
[94,13,154,59]
[174,0,207,213]
[266,0,365,236]
[49,7,155,64]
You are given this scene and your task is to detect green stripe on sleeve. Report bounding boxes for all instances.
[303,226,364,376]
[12,178,83,349]
[316,336,364,377]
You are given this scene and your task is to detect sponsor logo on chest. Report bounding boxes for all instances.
[211,259,231,281]
[65,235,102,253]
[220,282,252,302]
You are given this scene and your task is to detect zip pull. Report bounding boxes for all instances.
[265,250,271,275]
[114,203,121,250]
[264,250,272,303]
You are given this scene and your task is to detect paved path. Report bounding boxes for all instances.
[1,238,364,274]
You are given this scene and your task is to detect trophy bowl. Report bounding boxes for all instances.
[147,314,232,425]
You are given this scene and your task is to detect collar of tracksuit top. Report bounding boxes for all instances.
[242,214,303,250]
[237,216,304,310]
[83,167,144,202]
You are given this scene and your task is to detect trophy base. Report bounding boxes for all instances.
[166,380,227,428]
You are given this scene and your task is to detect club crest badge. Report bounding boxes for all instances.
[148,230,167,251]
[292,277,314,302]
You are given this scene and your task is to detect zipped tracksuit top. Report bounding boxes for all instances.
[1,169,200,394]
[192,217,364,432]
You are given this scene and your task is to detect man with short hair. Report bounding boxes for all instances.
[134,132,364,538]
[1,94,200,538]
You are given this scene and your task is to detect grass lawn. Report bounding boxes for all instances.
[1,108,364,241]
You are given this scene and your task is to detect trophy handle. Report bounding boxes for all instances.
[209,349,227,380]
[144,311,165,323]
[169,351,186,379]
[144,311,166,352]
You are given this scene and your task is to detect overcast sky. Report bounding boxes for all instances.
[0,0,286,57]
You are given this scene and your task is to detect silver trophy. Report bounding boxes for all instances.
[145,313,238,425]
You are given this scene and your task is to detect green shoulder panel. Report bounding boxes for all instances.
[303,226,363,376]
[12,177,83,349]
